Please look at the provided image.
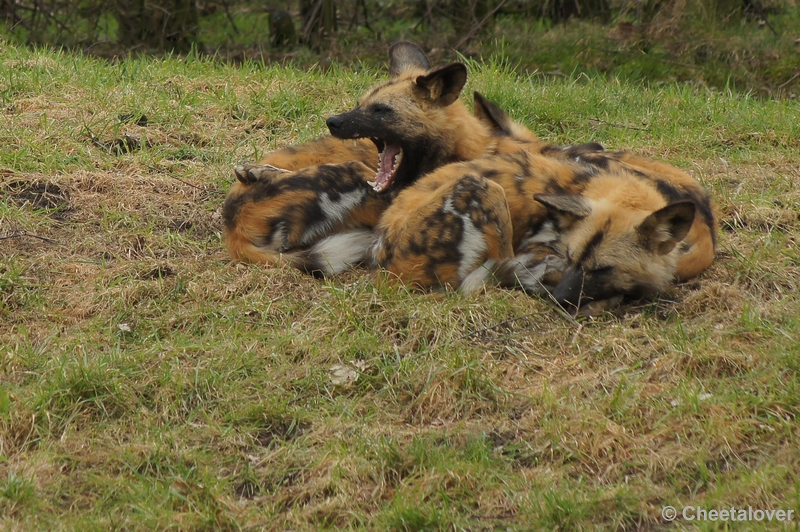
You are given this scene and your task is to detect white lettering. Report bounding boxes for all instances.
[677,506,794,522]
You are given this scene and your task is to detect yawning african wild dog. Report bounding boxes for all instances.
[222,42,507,272]
[325,41,504,194]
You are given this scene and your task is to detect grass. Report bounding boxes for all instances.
[1,40,799,530]
[479,8,800,97]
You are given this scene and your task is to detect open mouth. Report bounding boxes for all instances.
[367,138,403,193]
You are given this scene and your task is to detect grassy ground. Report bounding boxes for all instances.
[1,41,799,530]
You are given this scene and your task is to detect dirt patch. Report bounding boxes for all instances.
[90,133,150,155]
[254,418,312,448]
[3,180,71,216]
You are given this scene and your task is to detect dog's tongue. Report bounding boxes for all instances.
[372,142,402,193]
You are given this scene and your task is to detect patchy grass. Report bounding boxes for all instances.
[478,7,800,98]
[1,41,799,530]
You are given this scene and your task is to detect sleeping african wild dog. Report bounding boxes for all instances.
[221,41,525,272]
[370,96,717,311]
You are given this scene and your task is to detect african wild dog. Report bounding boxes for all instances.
[372,97,717,311]
[480,102,717,311]
[222,161,389,268]
[323,42,528,194]
[222,42,508,272]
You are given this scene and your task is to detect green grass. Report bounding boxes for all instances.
[1,40,799,530]
[479,8,800,96]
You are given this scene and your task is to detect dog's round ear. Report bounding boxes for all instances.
[473,92,513,135]
[534,193,592,231]
[534,193,592,217]
[637,201,696,255]
[389,42,432,78]
[415,63,468,106]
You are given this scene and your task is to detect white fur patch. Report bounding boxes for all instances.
[442,197,487,282]
[518,221,559,249]
[270,221,289,252]
[300,189,367,245]
[495,253,566,295]
[307,229,374,275]
[370,234,385,263]
[460,259,495,293]
[319,189,367,220]
[510,259,549,295]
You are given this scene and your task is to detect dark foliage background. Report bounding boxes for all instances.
[0,0,782,51]
[1,0,798,96]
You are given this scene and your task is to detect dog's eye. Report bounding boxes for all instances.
[370,103,393,114]
[590,266,614,276]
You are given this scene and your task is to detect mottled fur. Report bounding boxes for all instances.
[373,171,514,289]
[222,161,389,265]
[407,103,718,311]
[222,42,505,272]
[222,42,717,312]
[254,136,378,173]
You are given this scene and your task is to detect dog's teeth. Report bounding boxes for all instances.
[367,180,376,187]
[353,140,358,147]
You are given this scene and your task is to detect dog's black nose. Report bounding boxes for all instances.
[326,115,343,132]
[552,267,585,312]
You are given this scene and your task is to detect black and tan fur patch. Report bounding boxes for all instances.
[222,42,509,271]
